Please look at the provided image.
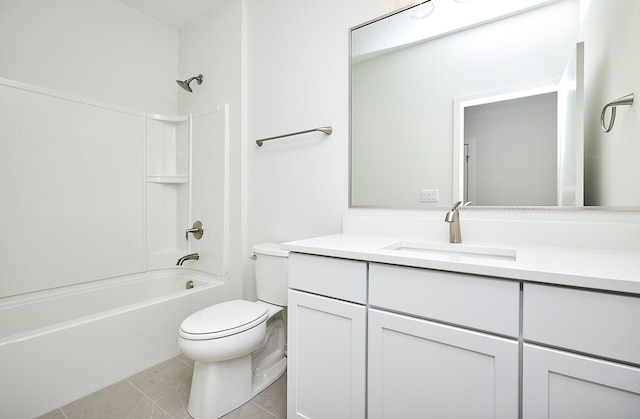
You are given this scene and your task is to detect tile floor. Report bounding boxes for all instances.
[38,355,287,419]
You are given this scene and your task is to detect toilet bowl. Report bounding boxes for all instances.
[178,243,289,419]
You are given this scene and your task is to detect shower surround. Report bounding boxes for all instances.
[0,77,229,417]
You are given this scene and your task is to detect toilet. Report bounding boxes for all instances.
[178,243,289,419]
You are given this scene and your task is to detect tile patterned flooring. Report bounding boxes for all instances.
[38,355,287,419]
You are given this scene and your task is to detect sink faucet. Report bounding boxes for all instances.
[177,253,199,266]
[444,201,470,243]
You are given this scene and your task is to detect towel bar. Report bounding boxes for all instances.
[256,126,332,146]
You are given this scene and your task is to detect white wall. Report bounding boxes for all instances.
[242,0,640,299]
[0,0,179,114]
[178,0,244,298]
[244,0,392,298]
[582,0,640,205]
[0,0,181,297]
[0,83,145,297]
[1,0,394,300]
[465,93,558,206]
[2,0,638,301]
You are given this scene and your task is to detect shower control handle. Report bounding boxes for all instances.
[185,221,204,241]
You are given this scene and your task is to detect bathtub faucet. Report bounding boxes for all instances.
[177,253,199,266]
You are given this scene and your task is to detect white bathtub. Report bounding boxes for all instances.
[0,269,225,418]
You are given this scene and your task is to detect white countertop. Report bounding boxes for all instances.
[282,233,640,295]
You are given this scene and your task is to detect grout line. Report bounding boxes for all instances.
[125,378,177,419]
[155,402,177,419]
[125,377,162,405]
[53,357,282,419]
[174,355,195,369]
[249,401,280,418]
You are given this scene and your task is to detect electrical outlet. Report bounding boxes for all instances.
[420,189,439,202]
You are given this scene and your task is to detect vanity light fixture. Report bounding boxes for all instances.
[408,0,435,19]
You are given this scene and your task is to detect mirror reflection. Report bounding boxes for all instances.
[463,91,559,206]
[350,0,638,208]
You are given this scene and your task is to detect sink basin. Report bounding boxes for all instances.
[384,241,517,261]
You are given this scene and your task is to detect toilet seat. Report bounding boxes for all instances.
[179,300,268,340]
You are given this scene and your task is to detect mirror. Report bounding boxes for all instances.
[350,0,638,208]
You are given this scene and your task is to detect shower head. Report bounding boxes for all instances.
[176,74,203,92]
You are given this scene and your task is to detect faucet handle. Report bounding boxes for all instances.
[445,201,471,222]
[185,221,204,241]
[451,201,472,211]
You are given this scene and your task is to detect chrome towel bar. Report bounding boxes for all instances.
[600,93,634,133]
[256,126,332,146]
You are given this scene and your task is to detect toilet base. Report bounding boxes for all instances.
[252,354,287,396]
[186,315,287,419]
[187,357,287,419]
[188,355,252,419]
[252,315,287,394]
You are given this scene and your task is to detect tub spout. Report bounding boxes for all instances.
[177,253,199,266]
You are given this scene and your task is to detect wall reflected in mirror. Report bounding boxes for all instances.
[350,0,640,208]
[463,92,558,206]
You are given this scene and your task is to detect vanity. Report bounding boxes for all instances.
[283,0,640,416]
[282,219,640,419]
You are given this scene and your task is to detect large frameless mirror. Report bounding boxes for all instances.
[350,0,640,208]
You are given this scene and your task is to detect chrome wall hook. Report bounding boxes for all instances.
[600,93,634,133]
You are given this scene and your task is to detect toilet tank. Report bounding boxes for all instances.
[253,243,289,306]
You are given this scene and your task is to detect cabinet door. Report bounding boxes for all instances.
[287,290,366,419]
[523,344,640,419]
[368,309,518,419]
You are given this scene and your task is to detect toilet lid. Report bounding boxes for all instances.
[179,300,269,340]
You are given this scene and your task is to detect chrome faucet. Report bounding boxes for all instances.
[444,201,470,243]
[176,253,199,266]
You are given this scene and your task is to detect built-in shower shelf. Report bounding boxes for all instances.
[147,113,189,122]
[146,175,188,184]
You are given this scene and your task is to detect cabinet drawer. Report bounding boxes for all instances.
[369,263,520,337]
[523,283,640,365]
[289,253,368,304]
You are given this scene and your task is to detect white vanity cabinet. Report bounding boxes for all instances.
[286,246,640,418]
[367,263,520,419]
[522,283,640,418]
[287,253,368,419]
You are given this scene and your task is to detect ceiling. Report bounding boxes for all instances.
[117,0,222,29]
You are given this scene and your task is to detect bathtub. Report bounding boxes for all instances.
[0,269,225,418]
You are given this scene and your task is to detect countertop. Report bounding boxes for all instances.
[282,233,640,295]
